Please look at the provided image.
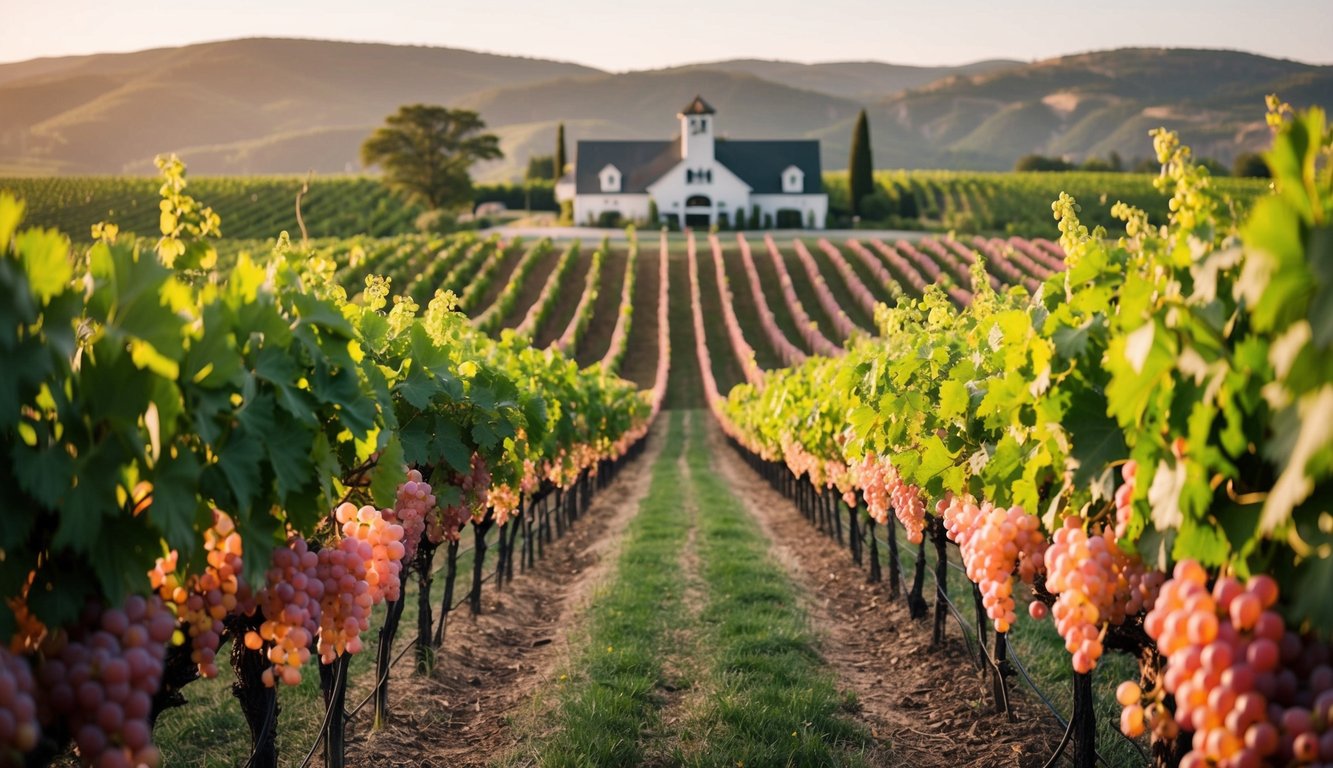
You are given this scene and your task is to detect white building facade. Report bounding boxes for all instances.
[561,96,828,229]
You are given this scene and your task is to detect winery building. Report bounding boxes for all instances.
[557,96,828,229]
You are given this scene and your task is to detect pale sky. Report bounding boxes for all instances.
[2,0,1330,69]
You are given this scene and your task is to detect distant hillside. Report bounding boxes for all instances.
[862,48,1333,169]
[1,39,1327,178]
[657,58,1022,102]
[0,38,601,175]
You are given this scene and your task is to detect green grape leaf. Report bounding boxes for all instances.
[369,432,405,509]
[88,515,161,608]
[217,427,264,516]
[1171,515,1230,567]
[433,419,472,474]
[1239,196,1311,333]
[398,361,440,411]
[1289,555,1333,633]
[291,292,355,338]
[1065,386,1126,487]
[254,343,314,424]
[264,411,315,501]
[13,227,71,304]
[149,449,205,555]
[1308,226,1333,349]
[53,443,121,552]
[938,378,969,422]
[183,304,244,388]
[311,362,376,438]
[0,193,23,248]
[11,441,74,508]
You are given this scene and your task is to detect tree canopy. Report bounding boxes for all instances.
[361,105,502,210]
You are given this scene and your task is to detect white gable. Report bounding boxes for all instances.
[599,164,622,193]
[781,165,805,193]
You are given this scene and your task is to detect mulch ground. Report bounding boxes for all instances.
[705,417,1068,768]
[344,428,664,767]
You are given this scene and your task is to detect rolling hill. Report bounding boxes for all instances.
[1,39,1328,178]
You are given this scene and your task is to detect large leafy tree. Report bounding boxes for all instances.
[361,105,502,210]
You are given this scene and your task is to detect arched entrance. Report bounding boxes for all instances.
[684,195,712,228]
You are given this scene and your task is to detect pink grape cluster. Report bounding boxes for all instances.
[426,453,490,544]
[848,454,927,543]
[0,647,38,762]
[940,495,1047,633]
[1114,460,1137,540]
[39,596,175,767]
[488,483,521,527]
[390,469,436,561]
[1127,561,1333,767]
[463,453,492,517]
[1043,518,1118,673]
[888,475,927,545]
[246,537,323,687]
[316,504,405,663]
[339,503,406,603]
[148,510,250,677]
[851,455,892,526]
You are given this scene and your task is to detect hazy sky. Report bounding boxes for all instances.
[3,0,1330,69]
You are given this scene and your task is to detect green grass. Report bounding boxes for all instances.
[524,410,690,766]
[679,412,872,767]
[521,411,871,767]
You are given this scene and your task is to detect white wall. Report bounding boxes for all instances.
[573,194,652,225]
[647,159,751,227]
[751,193,828,229]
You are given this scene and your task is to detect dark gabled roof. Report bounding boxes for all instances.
[715,140,824,194]
[574,140,681,194]
[680,95,716,115]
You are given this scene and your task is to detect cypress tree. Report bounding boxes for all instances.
[848,109,874,218]
[554,123,568,181]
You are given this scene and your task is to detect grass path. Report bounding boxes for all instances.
[517,411,871,767]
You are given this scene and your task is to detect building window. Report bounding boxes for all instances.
[600,164,621,193]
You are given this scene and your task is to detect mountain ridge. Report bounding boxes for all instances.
[1,38,1327,179]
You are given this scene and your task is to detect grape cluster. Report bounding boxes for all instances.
[888,476,927,545]
[465,453,491,514]
[941,495,1047,633]
[390,469,435,561]
[1044,518,1118,673]
[316,504,405,664]
[338,503,405,603]
[39,596,175,767]
[1043,517,1162,673]
[849,456,925,543]
[487,483,521,527]
[148,511,250,677]
[1127,561,1333,767]
[851,455,891,526]
[247,537,323,687]
[0,647,38,762]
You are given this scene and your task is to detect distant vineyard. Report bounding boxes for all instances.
[824,170,1271,236]
[0,177,560,241]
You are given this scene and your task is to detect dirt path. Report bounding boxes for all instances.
[348,423,667,768]
[702,415,1065,768]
